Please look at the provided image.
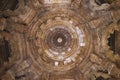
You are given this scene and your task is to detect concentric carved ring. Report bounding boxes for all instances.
[28,10,92,72]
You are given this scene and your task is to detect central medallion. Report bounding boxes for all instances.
[44,26,74,61]
[57,37,63,43]
[46,28,72,52]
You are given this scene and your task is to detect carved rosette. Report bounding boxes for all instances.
[102,22,120,62]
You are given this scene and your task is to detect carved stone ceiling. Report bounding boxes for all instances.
[0,0,120,80]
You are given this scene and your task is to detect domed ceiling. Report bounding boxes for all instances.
[0,0,120,80]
